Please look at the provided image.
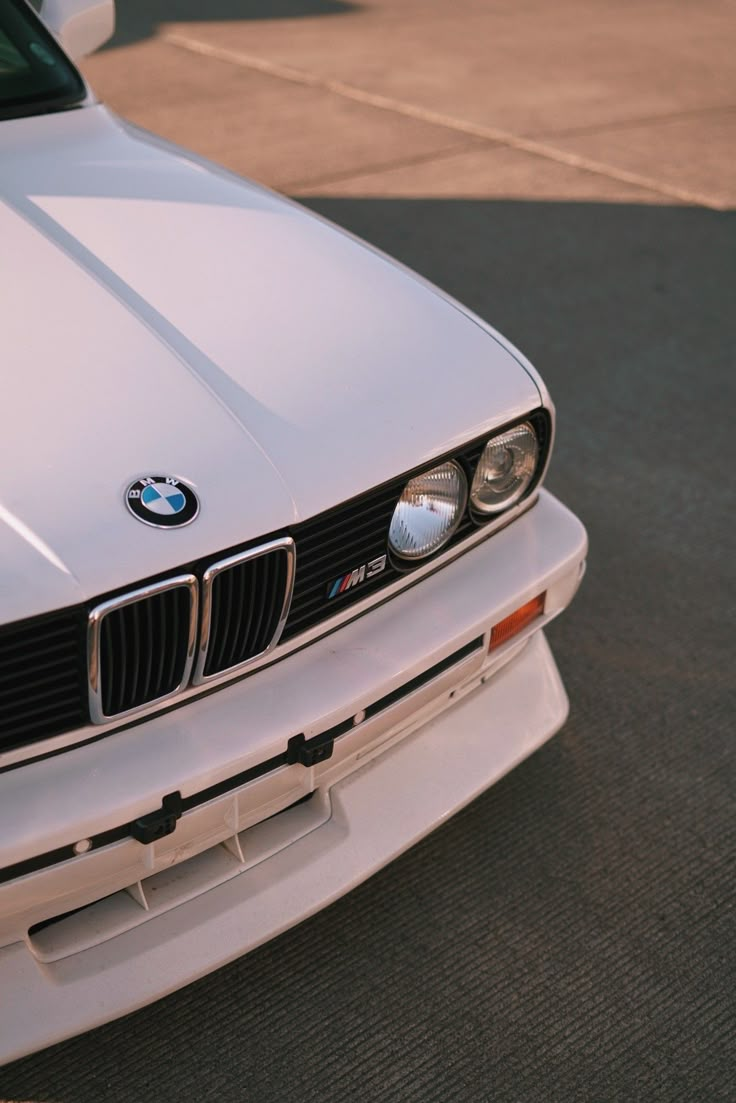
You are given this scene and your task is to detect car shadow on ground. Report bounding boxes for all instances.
[0,197,733,1103]
[103,0,360,50]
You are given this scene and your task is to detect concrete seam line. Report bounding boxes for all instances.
[532,101,736,142]
[163,33,728,211]
[283,140,486,192]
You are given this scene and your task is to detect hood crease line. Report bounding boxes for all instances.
[3,188,300,524]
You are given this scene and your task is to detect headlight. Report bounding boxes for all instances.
[389,460,467,561]
[470,422,538,514]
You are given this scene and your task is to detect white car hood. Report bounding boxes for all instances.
[0,106,540,622]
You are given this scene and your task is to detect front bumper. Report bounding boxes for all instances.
[0,489,586,1063]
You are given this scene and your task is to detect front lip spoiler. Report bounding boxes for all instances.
[0,637,485,887]
[0,630,571,1067]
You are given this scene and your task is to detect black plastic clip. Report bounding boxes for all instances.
[130,791,183,845]
[287,732,335,768]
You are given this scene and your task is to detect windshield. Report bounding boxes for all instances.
[0,0,85,120]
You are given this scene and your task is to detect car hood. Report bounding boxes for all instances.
[0,106,541,623]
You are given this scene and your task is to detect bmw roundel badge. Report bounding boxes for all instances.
[125,476,199,528]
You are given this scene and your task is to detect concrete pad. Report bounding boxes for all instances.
[170,0,736,135]
[293,143,675,203]
[542,110,736,209]
[82,40,478,189]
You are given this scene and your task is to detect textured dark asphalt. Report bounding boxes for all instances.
[3,4,736,1101]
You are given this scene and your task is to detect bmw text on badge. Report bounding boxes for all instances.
[126,476,199,528]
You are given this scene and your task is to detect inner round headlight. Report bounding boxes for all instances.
[389,460,467,561]
[470,422,539,514]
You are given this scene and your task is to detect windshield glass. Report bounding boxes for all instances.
[0,0,85,119]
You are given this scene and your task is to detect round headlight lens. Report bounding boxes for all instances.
[470,422,539,514]
[389,460,467,560]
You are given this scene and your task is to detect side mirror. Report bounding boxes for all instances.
[40,0,115,61]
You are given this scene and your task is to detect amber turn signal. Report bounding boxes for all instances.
[489,592,546,651]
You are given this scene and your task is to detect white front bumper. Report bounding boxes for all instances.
[0,490,586,1063]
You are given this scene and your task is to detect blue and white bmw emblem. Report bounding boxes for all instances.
[126,475,199,528]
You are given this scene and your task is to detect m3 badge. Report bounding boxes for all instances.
[327,555,387,598]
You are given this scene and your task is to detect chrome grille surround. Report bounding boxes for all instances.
[87,574,199,724]
[193,537,296,685]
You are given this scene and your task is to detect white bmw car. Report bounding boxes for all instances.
[0,0,587,1063]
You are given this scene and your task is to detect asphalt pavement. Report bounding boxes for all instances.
[2,2,734,1100]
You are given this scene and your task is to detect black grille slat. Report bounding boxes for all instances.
[0,667,73,705]
[293,535,394,581]
[98,586,192,718]
[231,556,252,663]
[235,560,260,661]
[295,518,398,567]
[4,708,85,741]
[152,592,167,702]
[2,695,80,723]
[0,640,76,672]
[150,597,167,702]
[218,565,238,672]
[102,606,117,718]
[108,609,123,716]
[0,611,86,753]
[128,600,143,710]
[291,517,397,578]
[203,549,288,678]
[249,553,271,656]
[0,410,550,755]
[164,585,181,694]
[0,623,74,650]
[140,597,154,705]
[295,504,402,551]
[296,496,402,547]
